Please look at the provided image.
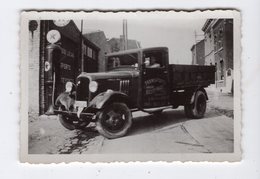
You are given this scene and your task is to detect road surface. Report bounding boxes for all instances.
[28,105,233,154]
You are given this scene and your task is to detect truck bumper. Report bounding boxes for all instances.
[54,110,96,121]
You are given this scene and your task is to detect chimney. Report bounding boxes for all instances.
[123,19,128,50]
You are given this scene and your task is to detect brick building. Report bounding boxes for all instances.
[202,19,233,92]
[28,20,99,115]
[84,31,111,72]
[191,39,205,65]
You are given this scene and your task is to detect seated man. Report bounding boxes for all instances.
[145,56,160,68]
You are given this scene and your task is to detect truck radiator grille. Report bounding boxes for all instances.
[120,80,130,94]
[76,77,89,101]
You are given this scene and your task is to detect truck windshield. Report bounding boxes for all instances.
[107,53,138,71]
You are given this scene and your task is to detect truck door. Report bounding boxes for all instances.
[141,49,170,108]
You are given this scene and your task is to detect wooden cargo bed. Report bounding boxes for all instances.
[169,64,215,90]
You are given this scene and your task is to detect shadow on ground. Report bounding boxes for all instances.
[128,107,219,137]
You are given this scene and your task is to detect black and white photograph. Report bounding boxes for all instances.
[20,11,241,163]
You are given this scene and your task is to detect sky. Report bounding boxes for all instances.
[74,13,206,64]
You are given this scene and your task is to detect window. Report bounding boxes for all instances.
[87,47,92,58]
[143,51,165,68]
[227,69,232,76]
[83,44,87,55]
[220,60,224,80]
[214,33,217,51]
[92,50,96,60]
[107,53,138,71]
[215,62,217,80]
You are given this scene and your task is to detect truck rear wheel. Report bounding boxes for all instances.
[96,103,133,139]
[184,91,207,119]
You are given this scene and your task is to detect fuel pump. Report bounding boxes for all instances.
[45,43,61,115]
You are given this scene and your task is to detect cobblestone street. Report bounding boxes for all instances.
[28,89,234,154]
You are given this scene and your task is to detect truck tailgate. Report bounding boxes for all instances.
[169,64,215,90]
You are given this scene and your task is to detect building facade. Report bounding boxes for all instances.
[202,19,233,92]
[82,36,100,73]
[191,39,205,65]
[84,31,111,72]
[202,19,215,66]
[28,20,100,115]
[28,21,142,116]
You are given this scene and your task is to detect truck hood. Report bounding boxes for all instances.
[78,70,139,81]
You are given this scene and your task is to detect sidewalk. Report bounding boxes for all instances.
[206,87,234,118]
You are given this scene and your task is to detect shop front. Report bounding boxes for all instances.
[38,20,99,114]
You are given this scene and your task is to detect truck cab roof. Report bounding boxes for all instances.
[105,47,168,57]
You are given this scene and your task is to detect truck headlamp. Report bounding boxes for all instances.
[89,81,98,93]
[65,81,73,92]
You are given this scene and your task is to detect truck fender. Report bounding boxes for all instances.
[89,90,131,109]
[55,92,75,110]
[190,88,208,104]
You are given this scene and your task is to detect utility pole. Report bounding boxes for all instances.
[125,20,128,50]
[123,19,128,50]
[194,30,197,65]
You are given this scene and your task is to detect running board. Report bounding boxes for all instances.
[141,106,172,114]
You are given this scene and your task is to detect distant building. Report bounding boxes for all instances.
[202,19,215,66]
[202,19,233,92]
[191,39,205,65]
[107,37,141,53]
[82,37,100,73]
[84,31,111,72]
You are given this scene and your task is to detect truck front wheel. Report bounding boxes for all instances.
[96,103,133,139]
[58,107,90,130]
[58,114,76,130]
[184,91,207,119]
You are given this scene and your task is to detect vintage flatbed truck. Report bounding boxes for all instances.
[53,47,215,139]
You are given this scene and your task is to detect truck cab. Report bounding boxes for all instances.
[105,47,170,109]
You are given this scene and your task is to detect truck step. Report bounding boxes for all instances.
[142,106,172,114]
